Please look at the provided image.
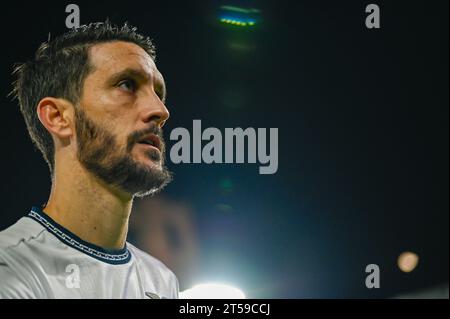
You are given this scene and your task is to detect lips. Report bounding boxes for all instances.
[137,134,161,151]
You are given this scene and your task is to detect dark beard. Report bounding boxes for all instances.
[74,108,172,198]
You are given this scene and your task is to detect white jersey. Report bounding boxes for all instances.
[0,206,179,299]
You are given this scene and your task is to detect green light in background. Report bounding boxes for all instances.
[218,5,260,28]
[220,178,234,192]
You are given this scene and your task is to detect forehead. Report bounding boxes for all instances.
[88,41,161,79]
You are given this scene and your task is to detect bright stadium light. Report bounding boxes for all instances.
[179,283,246,299]
[398,251,419,273]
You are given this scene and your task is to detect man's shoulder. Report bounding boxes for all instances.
[0,217,46,250]
[0,216,46,298]
[127,242,173,274]
[0,261,37,299]
[0,216,47,276]
[127,242,179,298]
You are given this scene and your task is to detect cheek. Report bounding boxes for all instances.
[81,87,140,147]
[83,83,134,120]
[98,99,138,133]
[107,119,138,151]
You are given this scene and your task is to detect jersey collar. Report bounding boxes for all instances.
[27,206,132,265]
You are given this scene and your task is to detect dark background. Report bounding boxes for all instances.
[0,0,448,298]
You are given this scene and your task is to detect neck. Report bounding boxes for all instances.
[43,158,133,250]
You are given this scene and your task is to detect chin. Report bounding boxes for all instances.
[142,158,163,171]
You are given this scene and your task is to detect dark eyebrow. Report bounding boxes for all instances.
[107,68,150,84]
[107,68,167,102]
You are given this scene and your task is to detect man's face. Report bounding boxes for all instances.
[74,41,172,197]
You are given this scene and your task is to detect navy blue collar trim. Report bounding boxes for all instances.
[27,206,131,265]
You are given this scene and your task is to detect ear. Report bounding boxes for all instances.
[37,97,74,139]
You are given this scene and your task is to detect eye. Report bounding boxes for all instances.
[117,78,138,92]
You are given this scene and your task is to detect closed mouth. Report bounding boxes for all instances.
[137,134,161,151]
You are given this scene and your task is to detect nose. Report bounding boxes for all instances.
[141,93,170,128]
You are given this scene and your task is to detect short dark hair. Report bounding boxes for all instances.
[11,21,156,174]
